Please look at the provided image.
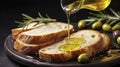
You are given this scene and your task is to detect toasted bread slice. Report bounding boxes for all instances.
[12,22,45,39]
[100,33,110,51]
[39,30,110,62]
[14,39,57,54]
[17,22,74,44]
[13,22,74,54]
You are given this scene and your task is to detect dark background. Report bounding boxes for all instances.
[0,0,120,67]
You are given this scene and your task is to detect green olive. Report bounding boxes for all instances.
[117,37,120,44]
[102,24,112,32]
[112,24,120,31]
[77,53,90,63]
[92,21,102,29]
[78,20,86,29]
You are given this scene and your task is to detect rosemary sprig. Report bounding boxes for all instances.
[84,8,120,25]
[15,13,56,29]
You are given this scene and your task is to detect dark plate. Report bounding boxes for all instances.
[3,22,120,67]
[4,34,120,67]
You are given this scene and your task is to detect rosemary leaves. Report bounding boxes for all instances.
[15,13,56,29]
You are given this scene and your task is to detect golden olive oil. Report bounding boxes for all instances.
[63,0,111,13]
[62,0,82,40]
[82,0,111,11]
[59,38,85,51]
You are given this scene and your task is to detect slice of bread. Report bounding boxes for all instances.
[99,33,110,51]
[13,22,74,54]
[17,22,74,44]
[14,38,57,54]
[12,22,45,39]
[39,30,110,62]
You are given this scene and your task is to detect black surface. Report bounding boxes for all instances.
[1,0,120,67]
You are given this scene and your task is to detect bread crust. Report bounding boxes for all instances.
[18,29,74,44]
[12,22,45,39]
[14,40,41,54]
[12,29,30,40]
[100,33,110,51]
[14,39,58,54]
